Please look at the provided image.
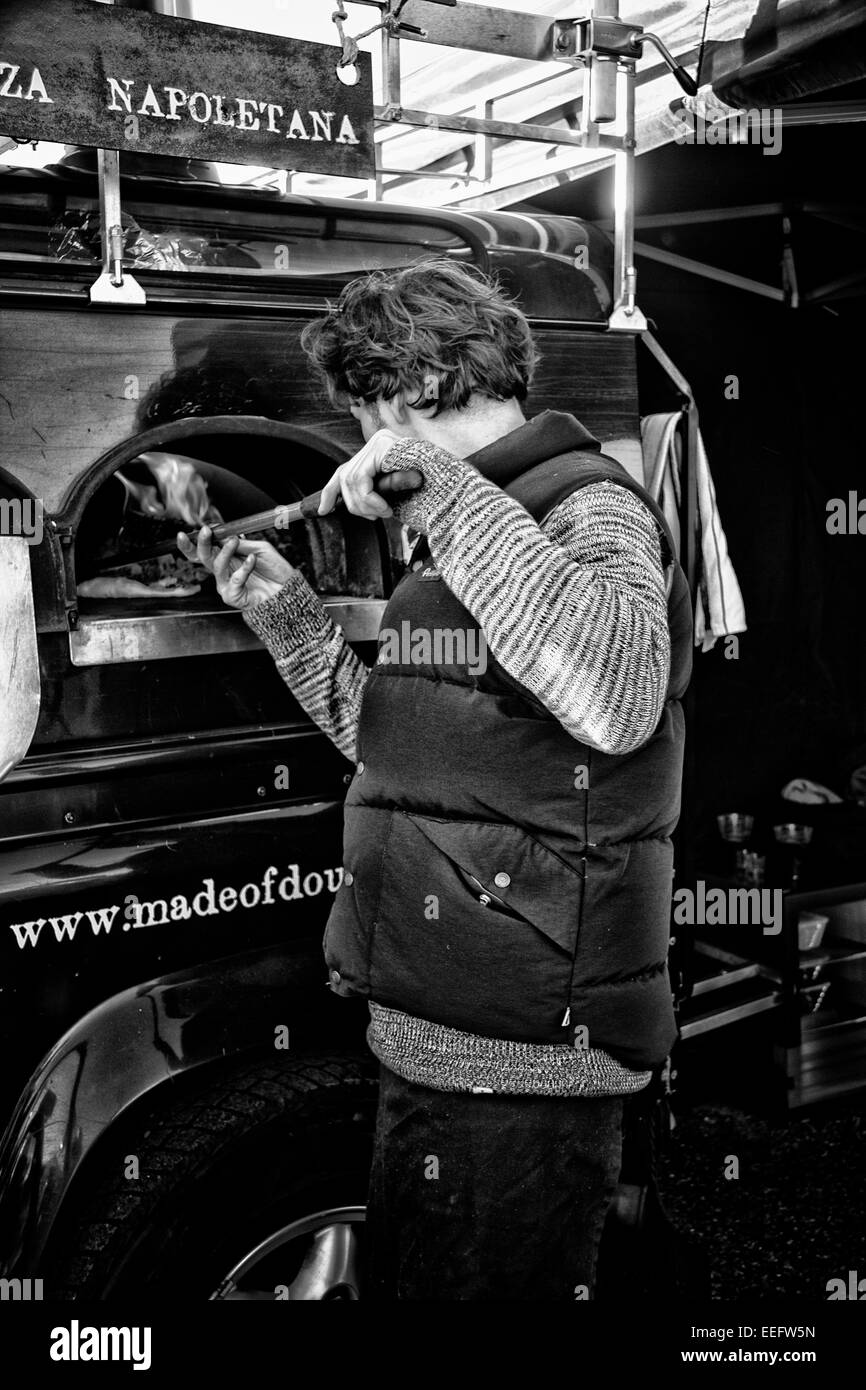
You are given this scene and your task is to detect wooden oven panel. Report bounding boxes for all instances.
[0,308,640,518]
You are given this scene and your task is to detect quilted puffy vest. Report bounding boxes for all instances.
[324,412,693,1070]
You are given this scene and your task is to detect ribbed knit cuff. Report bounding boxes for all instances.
[381,439,478,535]
[367,1002,652,1098]
[241,571,333,661]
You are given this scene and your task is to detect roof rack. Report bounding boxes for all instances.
[344,1,698,331]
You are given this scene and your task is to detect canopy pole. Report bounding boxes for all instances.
[608,30,646,332]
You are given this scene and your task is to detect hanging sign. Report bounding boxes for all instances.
[0,0,374,177]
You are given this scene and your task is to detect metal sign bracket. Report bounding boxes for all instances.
[89,149,146,306]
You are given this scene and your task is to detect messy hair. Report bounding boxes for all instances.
[300,259,538,413]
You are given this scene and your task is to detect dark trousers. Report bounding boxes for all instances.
[366,1063,624,1301]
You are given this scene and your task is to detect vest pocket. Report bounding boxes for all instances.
[368,811,584,1042]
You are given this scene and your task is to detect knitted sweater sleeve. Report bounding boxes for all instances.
[384,440,671,755]
[241,440,671,760]
[242,570,367,762]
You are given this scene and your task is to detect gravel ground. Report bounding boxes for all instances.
[657,1096,866,1301]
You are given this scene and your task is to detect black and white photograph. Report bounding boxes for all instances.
[0,0,864,1365]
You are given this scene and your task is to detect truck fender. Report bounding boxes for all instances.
[0,937,345,1276]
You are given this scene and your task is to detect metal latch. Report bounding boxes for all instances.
[552,16,643,65]
[553,16,697,94]
[553,17,697,126]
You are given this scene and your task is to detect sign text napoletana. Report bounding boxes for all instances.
[0,62,360,147]
[106,77,360,147]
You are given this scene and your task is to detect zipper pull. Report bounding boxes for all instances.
[561,1006,571,1027]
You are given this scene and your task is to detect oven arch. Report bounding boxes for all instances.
[56,415,357,533]
[51,413,395,649]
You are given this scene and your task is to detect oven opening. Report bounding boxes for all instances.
[69,422,389,666]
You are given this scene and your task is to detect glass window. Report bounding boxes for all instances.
[0,168,477,280]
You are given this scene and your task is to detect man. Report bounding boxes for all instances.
[178,260,692,1301]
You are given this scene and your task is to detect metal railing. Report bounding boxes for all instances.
[346,1,697,329]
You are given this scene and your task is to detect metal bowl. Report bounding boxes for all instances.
[773,823,814,846]
[716,812,754,843]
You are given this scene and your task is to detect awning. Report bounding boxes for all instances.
[273,0,866,209]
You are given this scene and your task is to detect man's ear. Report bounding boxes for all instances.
[377,394,413,433]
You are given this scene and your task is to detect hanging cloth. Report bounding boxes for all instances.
[641,412,747,653]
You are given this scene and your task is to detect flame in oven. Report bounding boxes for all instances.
[117,451,223,528]
[114,472,164,518]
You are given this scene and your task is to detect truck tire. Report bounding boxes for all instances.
[46,1054,379,1301]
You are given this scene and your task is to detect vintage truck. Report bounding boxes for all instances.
[0,152,692,1299]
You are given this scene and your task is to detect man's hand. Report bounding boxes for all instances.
[176,527,295,612]
[318,429,407,519]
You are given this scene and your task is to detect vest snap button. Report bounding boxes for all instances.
[493,872,511,889]
[329,969,342,987]
[357,761,365,774]
[344,870,354,886]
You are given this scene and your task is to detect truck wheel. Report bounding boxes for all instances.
[47,1055,379,1301]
